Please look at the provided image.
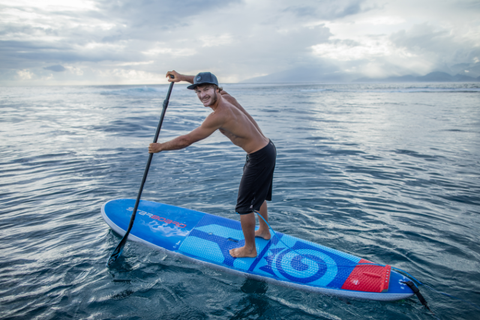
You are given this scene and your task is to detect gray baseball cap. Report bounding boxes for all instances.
[187,72,219,90]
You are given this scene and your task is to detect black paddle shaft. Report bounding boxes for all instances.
[107,79,175,266]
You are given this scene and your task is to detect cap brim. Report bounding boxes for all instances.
[187,82,217,90]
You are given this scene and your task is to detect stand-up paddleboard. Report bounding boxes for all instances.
[102,199,414,301]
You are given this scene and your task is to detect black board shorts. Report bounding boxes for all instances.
[236,140,276,214]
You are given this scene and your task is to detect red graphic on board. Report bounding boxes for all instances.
[341,259,391,293]
[151,215,186,228]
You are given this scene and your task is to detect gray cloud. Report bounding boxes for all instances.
[458,0,480,10]
[0,40,66,69]
[44,65,66,72]
[0,0,479,84]
[97,0,242,24]
[0,0,246,71]
[390,23,480,72]
[94,0,243,41]
[284,0,369,20]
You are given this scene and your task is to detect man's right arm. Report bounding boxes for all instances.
[166,70,194,84]
[149,112,223,153]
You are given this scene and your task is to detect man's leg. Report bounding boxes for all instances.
[255,201,271,240]
[229,212,257,258]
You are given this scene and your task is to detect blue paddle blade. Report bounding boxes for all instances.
[107,241,125,266]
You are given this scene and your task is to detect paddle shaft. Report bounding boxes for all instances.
[107,80,175,266]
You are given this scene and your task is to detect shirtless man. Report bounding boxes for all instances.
[148,70,276,258]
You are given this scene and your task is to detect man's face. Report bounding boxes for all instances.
[195,85,218,107]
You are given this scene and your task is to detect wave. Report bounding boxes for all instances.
[370,87,480,93]
[100,86,168,96]
[299,87,480,93]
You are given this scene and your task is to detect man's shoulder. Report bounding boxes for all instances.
[207,101,238,125]
[203,106,228,126]
[220,91,238,104]
[215,97,236,112]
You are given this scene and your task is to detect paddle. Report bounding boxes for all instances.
[107,78,175,266]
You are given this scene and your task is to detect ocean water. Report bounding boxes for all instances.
[1,82,479,319]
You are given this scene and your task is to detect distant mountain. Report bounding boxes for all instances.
[241,66,359,83]
[242,69,480,84]
[355,71,480,83]
[355,75,418,82]
[453,74,480,81]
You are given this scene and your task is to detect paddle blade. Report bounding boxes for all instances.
[106,237,126,266]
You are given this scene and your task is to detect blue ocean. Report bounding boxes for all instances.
[1,82,479,319]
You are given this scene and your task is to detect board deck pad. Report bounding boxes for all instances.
[102,199,413,300]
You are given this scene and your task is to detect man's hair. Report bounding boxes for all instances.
[196,84,223,92]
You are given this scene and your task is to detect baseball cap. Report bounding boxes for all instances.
[187,72,219,90]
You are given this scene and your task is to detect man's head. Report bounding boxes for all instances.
[188,72,223,107]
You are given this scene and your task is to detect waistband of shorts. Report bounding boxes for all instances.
[247,139,274,158]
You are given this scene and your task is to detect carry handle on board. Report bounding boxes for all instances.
[107,77,175,266]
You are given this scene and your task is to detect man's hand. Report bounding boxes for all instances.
[166,70,195,84]
[166,70,182,82]
[149,143,162,153]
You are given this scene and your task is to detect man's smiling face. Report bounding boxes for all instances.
[195,84,218,107]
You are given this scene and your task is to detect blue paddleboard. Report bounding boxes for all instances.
[102,199,414,301]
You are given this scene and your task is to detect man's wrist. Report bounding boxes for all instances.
[181,75,195,84]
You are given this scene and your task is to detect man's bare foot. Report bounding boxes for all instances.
[229,246,257,258]
[255,229,271,240]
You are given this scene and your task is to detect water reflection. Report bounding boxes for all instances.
[231,278,274,319]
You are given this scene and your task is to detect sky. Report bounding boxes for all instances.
[0,0,479,85]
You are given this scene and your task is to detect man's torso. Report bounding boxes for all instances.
[213,100,269,154]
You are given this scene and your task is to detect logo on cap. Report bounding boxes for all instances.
[196,75,202,81]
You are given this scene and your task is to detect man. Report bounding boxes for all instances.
[148,70,276,258]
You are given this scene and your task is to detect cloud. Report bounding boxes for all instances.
[16,69,34,80]
[96,0,243,27]
[312,38,392,61]
[93,0,244,43]
[284,0,369,20]
[389,23,480,75]
[44,65,66,72]
[0,0,479,85]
